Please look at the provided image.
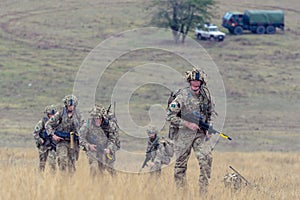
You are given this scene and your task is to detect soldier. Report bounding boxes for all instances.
[33,105,57,172]
[45,95,83,173]
[166,68,215,193]
[79,104,118,176]
[102,103,120,175]
[141,126,174,175]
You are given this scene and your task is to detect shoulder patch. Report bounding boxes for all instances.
[34,125,41,131]
[169,101,180,112]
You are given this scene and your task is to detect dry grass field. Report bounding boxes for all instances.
[1,0,300,199]
[1,148,299,200]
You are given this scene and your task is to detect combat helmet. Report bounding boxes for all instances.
[89,104,106,118]
[44,105,57,115]
[185,67,207,84]
[146,126,158,136]
[62,94,78,107]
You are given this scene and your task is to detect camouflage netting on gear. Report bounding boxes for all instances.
[185,67,208,83]
[223,172,244,190]
[89,104,106,118]
[44,105,57,115]
[62,94,78,106]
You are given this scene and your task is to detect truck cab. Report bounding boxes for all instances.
[222,12,244,34]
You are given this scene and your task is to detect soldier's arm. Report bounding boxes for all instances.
[33,120,44,144]
[78,122,90,150]
[202,86,215,125]
[166,94,185,127]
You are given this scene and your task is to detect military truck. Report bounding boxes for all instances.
[222,10,284,35]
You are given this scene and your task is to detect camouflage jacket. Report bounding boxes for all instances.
[45,106,83,137]
[166,86,214,128]
[79,118,117,152]
[146,136,174,165]
[146,137,173,159]
[33,115,49,144]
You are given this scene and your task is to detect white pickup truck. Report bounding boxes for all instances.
[195,24,226,41]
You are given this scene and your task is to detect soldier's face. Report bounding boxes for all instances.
[149,133,156,139]
[190,80,201,94]
[67,105,74,112]
[95,117,102,126]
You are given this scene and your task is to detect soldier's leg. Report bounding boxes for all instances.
[106,158,116,177]
[56,142,68,172]
[87,152,100,177]
[150,161,162,177]
[38,146,48,172]
[193,136,213,194]
[174,133,193,188]
[47,149,56,172]
[68,144,78,173]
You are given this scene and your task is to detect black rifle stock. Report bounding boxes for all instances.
[181,111,232,140]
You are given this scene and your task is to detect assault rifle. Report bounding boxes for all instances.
[181,111,232,140]
[54,131,80,149]
[39,130,56,151]
[140,136,159,170]
[88,135,113,160]
[54,131,80,141]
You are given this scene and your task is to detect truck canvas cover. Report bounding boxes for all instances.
[244,10,284,24]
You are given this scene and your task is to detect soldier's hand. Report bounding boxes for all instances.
[89,144,97,151]
[205,130,212,139]
[39,138,44,144]
[184,121,200,131]
[105,148,110,155]
[53,134,63,142]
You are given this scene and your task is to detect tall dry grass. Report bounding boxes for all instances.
[0,148,299,200]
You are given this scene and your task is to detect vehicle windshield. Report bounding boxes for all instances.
[223,12,232,20]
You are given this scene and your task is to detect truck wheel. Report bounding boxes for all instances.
[233,26,243,35]
[197,34,203,40]
[218,35,224,41]
[266,25,276,34]
[256,26,266,34]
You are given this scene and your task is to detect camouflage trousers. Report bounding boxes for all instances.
[174,128,213,193]
[56,140,79,173]
[150,149,172,175]
[86,151,115,177]
[38,145,56,172]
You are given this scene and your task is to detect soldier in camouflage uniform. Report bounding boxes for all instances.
[45,95,83,173]
[79,104,118,176]
[142,126,174,175]
[104,104,120,174]
[166,68,214,193]
[33,105,57,172]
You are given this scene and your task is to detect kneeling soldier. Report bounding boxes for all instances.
[141,126,174,175]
